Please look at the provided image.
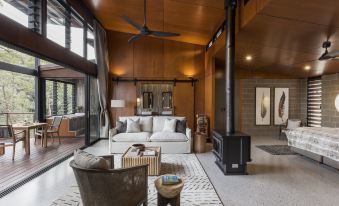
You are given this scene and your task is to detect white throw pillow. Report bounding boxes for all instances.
[126,118,141,133]
[286,119,301,130]
[163,118,177,132]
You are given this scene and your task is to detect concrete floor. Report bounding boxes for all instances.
[0,137,338,206]
[197,136,339,206]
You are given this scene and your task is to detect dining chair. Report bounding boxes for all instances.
[35,116,63,145]
[0,125,26,161]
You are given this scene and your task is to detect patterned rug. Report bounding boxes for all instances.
[257,145,297,155]
[51,154,222,206]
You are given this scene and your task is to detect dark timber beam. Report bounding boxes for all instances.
[225,0,237,134]
[0,14,97,76]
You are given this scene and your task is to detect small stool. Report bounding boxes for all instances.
[154,175,184,206]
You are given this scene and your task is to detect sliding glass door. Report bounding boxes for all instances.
[85,75,100,145]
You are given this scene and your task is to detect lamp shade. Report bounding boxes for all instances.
[111,100,126,108]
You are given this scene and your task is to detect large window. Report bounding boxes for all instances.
[0,45,35,69]
[87,27,95,62]
[307,78,322,127]
[71,13,84,57]
[46,80,76,116]
[47,0,66,47]
[0,0,28,27]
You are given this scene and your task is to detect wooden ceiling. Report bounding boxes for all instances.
[82,0,225,45]
[216,0,339,78]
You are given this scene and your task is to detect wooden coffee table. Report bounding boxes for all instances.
[122,146,161,176]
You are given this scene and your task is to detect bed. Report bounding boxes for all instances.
[286,127,339,170]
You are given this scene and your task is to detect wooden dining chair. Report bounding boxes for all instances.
[35,116,63,145]
[0,125,26,161]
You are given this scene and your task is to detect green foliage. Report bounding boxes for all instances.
[0,45,35,68]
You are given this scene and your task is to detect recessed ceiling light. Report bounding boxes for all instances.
[245,55,252,61]
[304,65,311,70]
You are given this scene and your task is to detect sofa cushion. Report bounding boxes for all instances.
[119,116,153,132]
[287,119,301,130]
[163,118,177,132]
[176,120,187,134]
[153,116,186,133]
[74,149,108,170]
[112,132,151,142]
[150,132,188,142]
[126,118,141,133]
[116,120,127,133]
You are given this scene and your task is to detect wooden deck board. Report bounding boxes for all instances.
[0,138,84,195]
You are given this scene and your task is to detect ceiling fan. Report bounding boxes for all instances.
[122,0,180,44]
[318,40,339,60]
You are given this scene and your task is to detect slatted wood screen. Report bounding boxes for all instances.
[307,78,322,127]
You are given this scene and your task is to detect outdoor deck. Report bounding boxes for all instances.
[0,137,85,197]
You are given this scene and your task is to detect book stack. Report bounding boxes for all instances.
[161,175,180,185]
[142,149,156,156]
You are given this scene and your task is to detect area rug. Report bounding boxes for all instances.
[51,154,222,206]
[256,145,297,155]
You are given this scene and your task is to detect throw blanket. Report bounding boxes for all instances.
[286,127,339,161]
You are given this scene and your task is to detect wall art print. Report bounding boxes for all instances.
[274,88,289,125]
[255,87,271,125]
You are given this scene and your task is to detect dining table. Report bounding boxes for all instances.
[12,122,48,155]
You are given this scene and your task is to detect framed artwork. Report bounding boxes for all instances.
[255,87,271,125]
[274,88,289,125]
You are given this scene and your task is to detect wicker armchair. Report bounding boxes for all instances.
[70,155,148,206]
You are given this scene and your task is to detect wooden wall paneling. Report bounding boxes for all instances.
[133,36,164,78]
[164,41,197,78]
[111,82,137,124]
[108,31,134,77]
[173,84,194,129]
[204,52,215,136]
[256,0,272,13]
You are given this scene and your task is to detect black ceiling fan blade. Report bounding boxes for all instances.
[151,31,180,37]
[128,35,142,44]
[122,15,142,30]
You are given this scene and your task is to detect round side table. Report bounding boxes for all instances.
[194,132,206,153]
[154,175,184,206]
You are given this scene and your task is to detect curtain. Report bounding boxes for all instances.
[94,20,111,138]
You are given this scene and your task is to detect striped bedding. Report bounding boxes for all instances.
[286,127,339,161]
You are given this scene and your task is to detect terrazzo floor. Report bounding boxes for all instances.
[0,136,338,206]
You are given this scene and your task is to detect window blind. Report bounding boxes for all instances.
[307,78,322,127]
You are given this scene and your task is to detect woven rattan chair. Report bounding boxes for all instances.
[70,155,148,206]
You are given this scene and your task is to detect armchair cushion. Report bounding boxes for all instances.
[74,149,108,170]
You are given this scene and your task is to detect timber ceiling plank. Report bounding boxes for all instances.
[82,0,225,45]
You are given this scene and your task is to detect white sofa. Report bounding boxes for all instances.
[109,116,192,153]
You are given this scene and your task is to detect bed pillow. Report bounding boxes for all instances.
[176,120,187,134]
[287,119,301,130]
[116,120,127,133]
[163,118,177,132]
[74,149,108,170]
[126,118,141,133]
